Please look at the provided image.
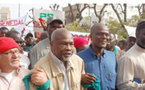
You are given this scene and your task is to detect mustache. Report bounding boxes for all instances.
[62,51,73,54]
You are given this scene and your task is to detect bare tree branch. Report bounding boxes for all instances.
[93,4,99,17]
[68,3,74,22]
[136,4,143,15]
[26,20,33,26]
[49,4,60,11]
[111,4,126,30]
[93,4,108,23]
[76,4,89,21]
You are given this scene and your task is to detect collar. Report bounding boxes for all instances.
[48,51,74,77]
[134,43,145,53]
[88,45,106,58]
[0,68,20,76]
[50,51,64,66]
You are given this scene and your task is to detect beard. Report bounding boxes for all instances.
[62,55,71,62]
[62,51,74,62]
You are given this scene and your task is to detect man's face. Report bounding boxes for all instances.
[0,48,20,72]
[118,41,126,50]
[51,35,74,62]
[91,27,109,49]
[127,37,136,49]
[25,36,34,46]
[47,22,64,40]
[12,34,24,47]
[106,34,116,50]
[136,29,145,48]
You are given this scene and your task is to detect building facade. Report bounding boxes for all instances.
[0,6,11,22]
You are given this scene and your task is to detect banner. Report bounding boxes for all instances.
[33,8,65,32]
[0,15,27,31]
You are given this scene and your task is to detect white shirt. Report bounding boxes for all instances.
[0,70,16,83]
[117,44,145,90]
[50,51,70,90]
[20,54,30,69]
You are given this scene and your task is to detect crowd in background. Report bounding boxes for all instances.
[0,16,145,90]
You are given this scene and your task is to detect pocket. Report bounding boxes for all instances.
[70,69,82,90]
[105,72,116,89]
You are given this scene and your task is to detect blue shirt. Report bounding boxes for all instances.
[77,45,117,90]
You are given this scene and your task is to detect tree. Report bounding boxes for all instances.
[106,17,128,40]
[67,4,89,22]
[117,4,127,22]
[65,19,90,33]
[49,4,59,11]
[23,9,33,27]
[76,4,90,21]
[68,4,75,22]
[136,4,145,19]
[93,4,108,23]
[110,4,126,30]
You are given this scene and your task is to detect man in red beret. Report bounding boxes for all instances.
[0,37,30,90]
[74,37,89,52]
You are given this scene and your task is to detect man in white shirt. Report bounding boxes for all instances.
[0,37,30,90]
[117,21,145,90]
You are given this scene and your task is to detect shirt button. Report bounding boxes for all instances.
[94,56,97,58]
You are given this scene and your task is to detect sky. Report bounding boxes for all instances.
[0,0,145,35]
[1,0,145,19]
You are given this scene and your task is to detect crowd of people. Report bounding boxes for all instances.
[0,16,145,90]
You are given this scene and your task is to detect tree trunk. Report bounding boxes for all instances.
[76,4,89,22]
[93,4,108,23]
[111,4,126,31]
[124,4,127,22]
[68,4,74,22]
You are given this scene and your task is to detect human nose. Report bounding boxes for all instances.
[11,51,19,57]
[66,44,72,50]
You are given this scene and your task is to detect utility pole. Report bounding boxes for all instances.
[18,3,20,17]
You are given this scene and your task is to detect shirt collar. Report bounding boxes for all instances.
[88,44,106,58]
[0,68,20,76]
[135,43,145,53]
[50,50,74,70]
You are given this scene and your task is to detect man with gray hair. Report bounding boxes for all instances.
[29,28,96,90]
[29,17,64,69]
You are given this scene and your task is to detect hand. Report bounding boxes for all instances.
[31,68,48,86]
[81,73,96,84]
[40,20,47,31]
[143,79,145,83]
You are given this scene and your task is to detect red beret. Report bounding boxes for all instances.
[0,37,19,54]
[74,37,88,48]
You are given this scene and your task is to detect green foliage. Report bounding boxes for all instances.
[65,18,91,33]
[127,15,141,27]
[127,13,145,27]
[106,17,128,40]
[65,12,145,41]
[107,13,145,40]
[10,27,16,30]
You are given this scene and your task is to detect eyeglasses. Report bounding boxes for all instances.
[95,33,110,37]
[2,50,19,55]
